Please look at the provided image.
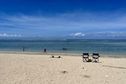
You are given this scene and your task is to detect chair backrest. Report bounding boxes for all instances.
[92,53,100,57]
[83,53,89,56]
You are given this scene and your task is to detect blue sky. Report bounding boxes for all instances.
[0,0,126,39]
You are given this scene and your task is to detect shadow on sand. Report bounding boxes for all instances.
[102,65,126,69]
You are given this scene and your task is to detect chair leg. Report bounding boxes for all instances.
[97,58,99,62]
[83,58,85,62]
[83,58,88,62]
[83,58,84,62]
[84,58,87,62]
[86,58,89,62]
[94,58,99,62]
[92,58,96,62]
[92,58,94,62]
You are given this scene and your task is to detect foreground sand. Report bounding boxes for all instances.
[0,53,126,84]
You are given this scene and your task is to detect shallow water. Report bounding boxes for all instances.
[0,39,126,57]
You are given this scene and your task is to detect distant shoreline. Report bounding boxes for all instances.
[0,51,125,58]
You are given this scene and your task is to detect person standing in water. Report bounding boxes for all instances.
[22,47,25,52]
[44,48,47,53]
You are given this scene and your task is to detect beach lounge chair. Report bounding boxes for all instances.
[92,53,100,62]
[82,53,89,62]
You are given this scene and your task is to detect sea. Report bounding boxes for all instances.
[0,39,126,57]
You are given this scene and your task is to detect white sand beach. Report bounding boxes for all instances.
[0,53,126,84]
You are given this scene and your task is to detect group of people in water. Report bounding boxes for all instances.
[22,47,67,53]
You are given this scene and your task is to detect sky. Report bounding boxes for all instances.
[0,0,126,39]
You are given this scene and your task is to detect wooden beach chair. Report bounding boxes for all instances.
[82,53,89,62]
[92,53,100,62]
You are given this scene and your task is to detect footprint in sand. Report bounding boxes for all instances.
[82,75,91,78]
[61,70,68,74]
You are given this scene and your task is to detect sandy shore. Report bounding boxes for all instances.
[0,53,126,84]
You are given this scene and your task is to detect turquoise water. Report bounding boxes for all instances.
[0,39,126,56]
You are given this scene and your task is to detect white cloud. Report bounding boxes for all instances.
[98,32,126,37]
[2,12,126,30]
[1,12,126,37]
[0,33,22,37]
[69,32,126,39]
[70,32,85,37]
